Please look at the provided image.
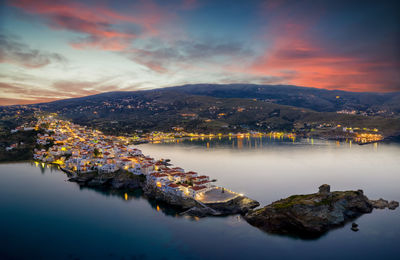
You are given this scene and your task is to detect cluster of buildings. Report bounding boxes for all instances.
[148,168,214,198]
[32,116,218,200]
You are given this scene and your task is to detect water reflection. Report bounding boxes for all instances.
[30,161,197,219]
[27,135,399,242]
[31,160,61,174]
[149,136,381,151]
[2,138,400,259]
[27,159,371,239]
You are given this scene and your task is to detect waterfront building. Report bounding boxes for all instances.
[188,185,208,198]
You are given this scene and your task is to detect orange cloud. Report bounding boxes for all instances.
[246,10,399,92]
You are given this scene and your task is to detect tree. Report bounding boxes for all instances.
[93,148,101,157]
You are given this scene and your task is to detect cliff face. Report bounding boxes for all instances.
[69,170,145,190]
[244,185,376,237]
[68,171,260,216]
[143,183,260,216]
[143,183,198,209]
[205,196,260,215]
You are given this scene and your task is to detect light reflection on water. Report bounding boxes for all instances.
[139,137,400,205]
[0,137,399,259]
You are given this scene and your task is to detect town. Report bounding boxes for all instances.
[31,115,239,202]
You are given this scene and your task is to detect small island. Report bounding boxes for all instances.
[244,184,399,238]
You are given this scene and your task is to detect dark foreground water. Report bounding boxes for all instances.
[1,137,399,259]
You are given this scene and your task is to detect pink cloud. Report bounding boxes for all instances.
[244,8,400,92]
[9,0,171,51]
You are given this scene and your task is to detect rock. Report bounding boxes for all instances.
[352,223,358,228]
[369,199,399,210]
[87,177,111,187]
[68,172,96,184]
[205,196,260,215]
[369,198,389,209]
[110,177,142,189]
[69,170,145,190]
[244,185,374,237]
[318,184,331,195]
[351,226,359,232]
[388,201,399,210]
[179,196,259,217]
[143,183,197,209]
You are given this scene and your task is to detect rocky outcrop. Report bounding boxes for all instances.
[143,183,198,209]
[69,170,145,190]
[180,195,260,217]
[68,171,259,217]
[142,182,260,216]
[68,172,98,184]
[244,185,398,238]
[205,196,260,215]
[369,198,399,210]
[389,201,400,209]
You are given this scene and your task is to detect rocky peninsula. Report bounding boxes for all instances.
[244,184,399,238]
[68,170,260,216]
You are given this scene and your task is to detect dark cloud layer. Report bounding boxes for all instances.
[127,39,253,73]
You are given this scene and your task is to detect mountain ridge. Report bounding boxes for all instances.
[10,84,396,137]
[32,84,400,114]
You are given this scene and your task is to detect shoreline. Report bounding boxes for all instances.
[1,134,398,166]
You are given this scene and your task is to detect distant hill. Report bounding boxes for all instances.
[28,84,400,136]
[38,83,400,114]
[163,84,400,114]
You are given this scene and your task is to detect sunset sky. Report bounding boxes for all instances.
[0,0,399,105]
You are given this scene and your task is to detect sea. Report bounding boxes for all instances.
[1,136,399,259]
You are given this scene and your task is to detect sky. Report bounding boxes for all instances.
[0,0,399,105]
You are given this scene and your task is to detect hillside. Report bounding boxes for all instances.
[36,84,400,115]
[164,84,400,114]
[27,85,400,137]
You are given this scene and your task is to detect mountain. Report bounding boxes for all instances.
[28,84,400,136]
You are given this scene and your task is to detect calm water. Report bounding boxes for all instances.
[1,137,400,259]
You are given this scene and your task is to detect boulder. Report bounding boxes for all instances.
[369,198,389,209]
[351,226,359,232]
[388,200,399,210]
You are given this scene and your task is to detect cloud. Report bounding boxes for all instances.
[244,2,400,92]
[249,34,400,92]
[8,0,172,51]
[126,39,254,73]
[0,79,126,105]
[0,34,67,68]
[0,82,62,105]
[0,97,57,106]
